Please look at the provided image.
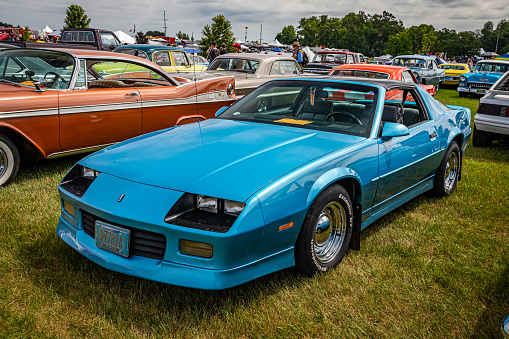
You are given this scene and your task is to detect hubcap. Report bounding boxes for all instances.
[444,151,458,191]
[313,201,347,264]
[0,147,7,178]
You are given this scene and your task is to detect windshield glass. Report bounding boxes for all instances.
[313,53,347,63]
[208,58,259,73]
[0,49,75,89]
[475,62,509,73]
[393,58,426,68]
[218,80,378,137]
[331,69,390,79]
[439,64,467,70]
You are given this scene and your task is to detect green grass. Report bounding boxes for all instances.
[1,89,508,338]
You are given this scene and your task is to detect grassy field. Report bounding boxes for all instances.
[0,89,507,338]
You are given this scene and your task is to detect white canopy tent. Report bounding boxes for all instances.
[114,30,135,45]
[302,46,315,61]
[41,25,53,34]
[268,39,284,48]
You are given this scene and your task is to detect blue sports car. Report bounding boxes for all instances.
[56,77,472,290]
[457,59,509,96]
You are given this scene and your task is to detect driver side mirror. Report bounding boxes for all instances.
[381,122,410,139]
[34,78,46,92]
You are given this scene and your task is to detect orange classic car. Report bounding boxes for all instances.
[0,48,236,186]
[329,64,437,99]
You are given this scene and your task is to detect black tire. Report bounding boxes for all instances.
[459,92,467,97]
[295,185,353,276]
[472,124,491,147]
[0,134,20,187]
[432,141,460,197]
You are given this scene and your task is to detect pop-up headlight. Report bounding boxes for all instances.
[60,165,101,197]
[165,193,245,233]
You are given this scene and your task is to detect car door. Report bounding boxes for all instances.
[373,87,440,209]
[58,59,142,151]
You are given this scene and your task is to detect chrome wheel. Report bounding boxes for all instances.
[313,201,347,264]
[0,147,7,179]
[444,151,458,191]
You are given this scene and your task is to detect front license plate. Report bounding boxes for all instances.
[95,221,130,257]
[477,89,485,94]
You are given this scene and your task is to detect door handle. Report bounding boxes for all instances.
[430,132,438,139]
[124,92,139,97]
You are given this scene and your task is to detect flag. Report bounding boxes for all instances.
[129,29,132,32]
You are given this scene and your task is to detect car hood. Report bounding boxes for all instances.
[465,72,502,82]
[81,119,364,202]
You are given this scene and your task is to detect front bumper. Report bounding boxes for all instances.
[457,85,491,95]
[57,216,294,290]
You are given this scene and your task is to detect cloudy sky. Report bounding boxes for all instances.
[2,0,508,43]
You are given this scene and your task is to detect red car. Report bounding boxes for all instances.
[329,64,436,99]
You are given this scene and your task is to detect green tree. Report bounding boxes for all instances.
[384,30,413,56]
[365,11,404,56]
[146,30,165,37]
[22,26,31,41]
[480,21,497,52]
[135,31,147,44]
[275,25,297,45]
[339,12,368,54]
[176,31,189,40]
[407,24,435,54]
[63,4,91,28]
[201,15,235,53]
[0,21,12,27]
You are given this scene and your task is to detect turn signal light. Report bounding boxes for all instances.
[62,199,74,217]
[180,239,213,258]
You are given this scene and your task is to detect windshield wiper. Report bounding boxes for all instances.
[0,79,22,86]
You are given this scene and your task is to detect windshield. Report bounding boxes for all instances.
[475,62,509,73]
[218,80,378,137]
[331,69,390,79]
[0,49,75,89]
[208,58,259,73]
[439,64,467,70]
[393,58,426,68]
[313,53,347,63]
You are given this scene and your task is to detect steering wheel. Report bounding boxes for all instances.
[44,72,67,88]
[325,112,363,125]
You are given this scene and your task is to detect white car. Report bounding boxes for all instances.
[473,71,509,146]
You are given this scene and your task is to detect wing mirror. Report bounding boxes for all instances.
[34,78,46,92]
[381,122,410,139]
[215,106,229,117]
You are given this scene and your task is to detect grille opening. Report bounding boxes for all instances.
[82,211,166,260]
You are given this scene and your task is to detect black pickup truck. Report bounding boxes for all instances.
[2,28,123,51]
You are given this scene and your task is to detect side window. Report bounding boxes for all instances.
[269,61,281,75]
[153,52,171,66]
[117,49,149,60]
[0,57,24,76]
[403,90,429,127]
[100,33,121,49]
[401,71,415,83]
[75,59,87,89]
[347,55,354,64]
[172,52,189,67]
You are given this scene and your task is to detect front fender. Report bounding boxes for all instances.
[306,167,363,206]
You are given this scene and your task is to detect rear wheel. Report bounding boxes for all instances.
[0,134,20,186]
[472,124,492,147]
[432,141,460,197]
[459,92,467,97]
[295,185,353,276]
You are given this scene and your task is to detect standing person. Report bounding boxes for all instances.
[207,41,220,63]
[435,52,443,65]
[232,42,243,53]
[292,41,304,70]
[220,43,228,55]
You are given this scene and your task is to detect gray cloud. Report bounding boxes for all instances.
[1,0,508,43]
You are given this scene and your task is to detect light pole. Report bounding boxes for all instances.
[245,27,248,43]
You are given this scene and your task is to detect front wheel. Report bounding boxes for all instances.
[294,185,353,276]
[432,141,460,197]
[459,92,467,97]
[0,134,20,186]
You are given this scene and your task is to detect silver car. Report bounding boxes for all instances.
[191,53,303,97]
[473,71,509,147]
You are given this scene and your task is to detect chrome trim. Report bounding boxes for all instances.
[47,143,115,159]
[0,108,59,119]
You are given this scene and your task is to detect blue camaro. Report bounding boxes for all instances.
[56,77,471,289]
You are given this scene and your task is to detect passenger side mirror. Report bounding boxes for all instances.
[381,122,410,139]
[215,106,229,117]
